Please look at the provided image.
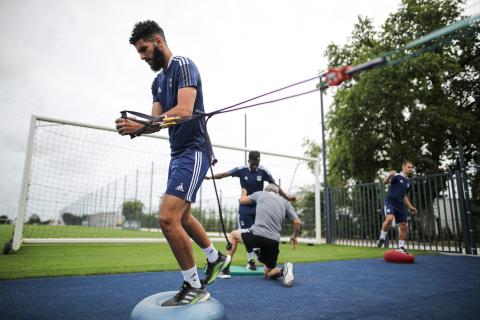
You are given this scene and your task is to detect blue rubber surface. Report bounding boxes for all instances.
[1,255,479,320]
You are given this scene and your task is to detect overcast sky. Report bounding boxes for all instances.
[1,0,476,218]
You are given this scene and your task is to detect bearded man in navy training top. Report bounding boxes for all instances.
[206,150,296,278]
[376,160,417,253]
[115,20,229,306]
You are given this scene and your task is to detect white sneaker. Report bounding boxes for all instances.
[396,247,408,254]
[282,262,294,287]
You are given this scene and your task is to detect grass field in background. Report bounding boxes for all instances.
[1,224,13,244]
[0,225,434,280]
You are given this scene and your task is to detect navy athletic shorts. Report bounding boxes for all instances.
[384,198,407,224]
[238,213,255,229]
[238,213,256,253]
[165,149,209,203]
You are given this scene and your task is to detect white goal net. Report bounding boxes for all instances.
[12,115,321,250]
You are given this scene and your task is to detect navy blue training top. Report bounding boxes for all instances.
[151,56,206,157]
[387,173,412,206]
[228,165,276,215]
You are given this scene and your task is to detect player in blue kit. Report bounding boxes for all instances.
[206,151,296,277]
[115,20,229,306]
[376,160,417,252]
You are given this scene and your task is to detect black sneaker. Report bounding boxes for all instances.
[376,238,385,248]
[246,259,257,271]
[161,281,210,306]
[204,252,231,285]
[218,266,231,279]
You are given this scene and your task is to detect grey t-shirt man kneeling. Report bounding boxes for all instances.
[225,184,301,286]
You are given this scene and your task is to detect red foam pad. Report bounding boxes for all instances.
[384,249,415,263]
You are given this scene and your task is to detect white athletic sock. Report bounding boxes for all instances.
[380,230,387,240]
[181,265,202,289]
[247,251,255,261]
[202,244,219,263]
[399,240,405,248]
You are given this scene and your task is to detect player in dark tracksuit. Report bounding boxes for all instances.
[206,151,295,277]
[376,160,417,252]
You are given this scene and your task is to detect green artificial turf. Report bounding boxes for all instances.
[0,225,434,280]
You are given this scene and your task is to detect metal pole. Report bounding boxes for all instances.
[244,114,247,166]
[12,115,37,251]
[456,171,472,254]
[319,83,331,243]
[149,162,154,216]
[105,185,109,227]
[380,182,388,248]
[113,180,118,226]
[100,189,105,225]
[219,190,223,236]
[94,190,98,227]
[314,157,321,243]
[123,175,127,226]
[135,169,139,228]
[459,145,477,254]
[135,169,139,202]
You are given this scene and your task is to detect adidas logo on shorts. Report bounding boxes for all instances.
[175,183,184,192]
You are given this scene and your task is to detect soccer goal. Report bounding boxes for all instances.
[10,115,322,251]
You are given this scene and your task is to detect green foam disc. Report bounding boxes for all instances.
[229,265,265,276]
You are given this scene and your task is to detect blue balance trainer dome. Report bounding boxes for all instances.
[131,291,226,320]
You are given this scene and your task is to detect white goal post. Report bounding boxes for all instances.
[11,115,322,251]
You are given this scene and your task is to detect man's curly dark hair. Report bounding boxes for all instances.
[129,20,166,45]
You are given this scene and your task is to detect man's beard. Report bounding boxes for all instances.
[151,46,164,71]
